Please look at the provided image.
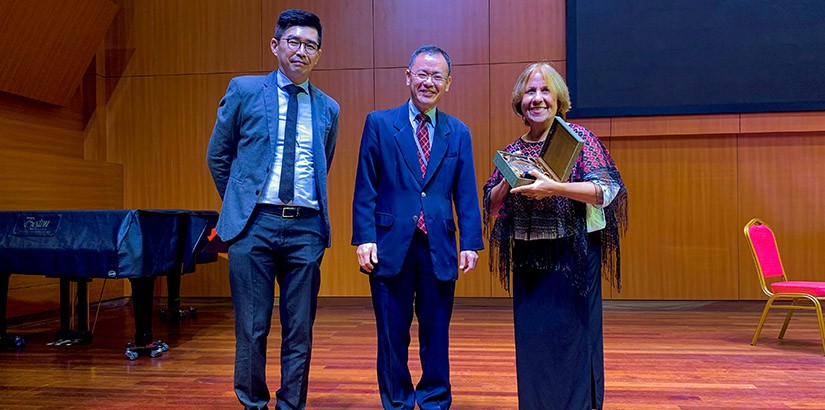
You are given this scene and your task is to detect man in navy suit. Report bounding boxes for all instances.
[352,45,484,409]
[206,9,339,410]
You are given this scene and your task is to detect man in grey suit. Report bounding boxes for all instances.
[206,9,339,410]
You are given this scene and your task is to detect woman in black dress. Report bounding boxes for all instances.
[483,62,628,410]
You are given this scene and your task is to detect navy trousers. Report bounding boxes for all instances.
[228,209,325,410]
[369,229,456,410]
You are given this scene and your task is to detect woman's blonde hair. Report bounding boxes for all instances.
[511,62,571,123]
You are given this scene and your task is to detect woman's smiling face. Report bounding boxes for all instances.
[520,70,558,129]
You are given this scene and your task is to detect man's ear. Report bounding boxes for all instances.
[270,38,278,55]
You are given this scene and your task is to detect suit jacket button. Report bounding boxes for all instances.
[412,215,418,222]
[255,190,260,195]
[421,192,427,197]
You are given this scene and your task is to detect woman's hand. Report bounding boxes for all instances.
[494,178,511,195]
[512,169,604,204]
[510,169,561,200]
[488,178,512,217]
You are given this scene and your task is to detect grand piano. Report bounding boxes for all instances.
[0,209,220,359]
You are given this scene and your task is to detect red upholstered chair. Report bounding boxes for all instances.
[744,218,825,355]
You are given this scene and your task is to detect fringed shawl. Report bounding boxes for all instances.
[483,123,628,295]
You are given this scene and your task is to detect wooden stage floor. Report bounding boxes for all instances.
[2,298,825,409]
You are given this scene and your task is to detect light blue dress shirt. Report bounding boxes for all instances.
[261,70,318,209]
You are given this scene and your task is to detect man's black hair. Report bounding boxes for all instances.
[408,45,451,75]
[275,9,323,47]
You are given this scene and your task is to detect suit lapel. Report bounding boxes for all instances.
[391,106,422,183]
[263,71,280,155]
[423,110,451,186]
[263,72,328,172]
[308,84,327,173]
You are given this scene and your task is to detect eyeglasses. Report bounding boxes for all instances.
[413,71,447,84]
[279,37,320,55]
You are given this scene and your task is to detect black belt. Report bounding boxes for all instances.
[257,204,318,218]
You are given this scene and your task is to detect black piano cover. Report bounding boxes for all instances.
[0,210,218,279]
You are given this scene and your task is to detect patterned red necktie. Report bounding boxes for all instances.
[415,113,430,233]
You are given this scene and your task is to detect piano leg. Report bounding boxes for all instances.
[0,273,26,350]
[165,265,185,328]
[78,280,89,337]
[159,262,196,327]
[130,277,154,345]
[58,279,69,338]
[126,277,168,360]
[54,278,93,344]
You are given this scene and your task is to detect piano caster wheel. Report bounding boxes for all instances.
[160,308,187,322]
[188,306,198,318]
[148,340,167,358]
[2,336,26,351]
[125,343,139,361]
[150,340,169,353]
[125,341,167,359]
[15,336,26,351]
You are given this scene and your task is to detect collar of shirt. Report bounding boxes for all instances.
[407,99,437,129]
[276,69,309,93]
[407,100,436,163]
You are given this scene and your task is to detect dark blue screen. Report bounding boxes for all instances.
[566,0,825,117]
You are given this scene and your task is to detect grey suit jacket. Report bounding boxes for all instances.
[206,70,340,245]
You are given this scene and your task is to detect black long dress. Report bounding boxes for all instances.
[511,234,603,409]
[483,123,627,410]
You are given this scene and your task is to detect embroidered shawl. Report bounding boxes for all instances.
[483,123,628,294]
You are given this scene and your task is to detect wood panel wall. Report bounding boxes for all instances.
[2,0,824,311]
[0,0,118,106]
[0,1,123,318]
[0,95,125,318]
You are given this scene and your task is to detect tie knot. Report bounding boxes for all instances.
[416,113,430,125]
[283,84,304,96]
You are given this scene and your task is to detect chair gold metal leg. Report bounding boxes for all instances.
[752,299,773,346]
[779,298,798,339]
[813,299,825,356]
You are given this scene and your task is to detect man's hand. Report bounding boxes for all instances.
[356,243,378,273]
[458,250,479,273]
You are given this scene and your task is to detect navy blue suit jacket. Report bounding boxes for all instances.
[351,103,483,281]
[207,71,340,245]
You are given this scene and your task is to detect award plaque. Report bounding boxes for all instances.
[493,116,585,187]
